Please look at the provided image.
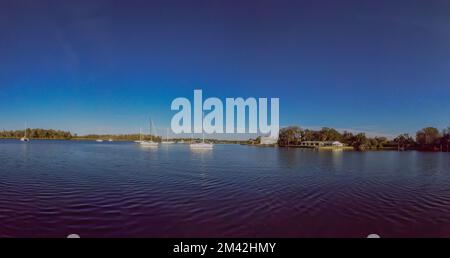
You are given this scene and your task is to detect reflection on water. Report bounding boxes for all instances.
[190,148,213,154]
[139,147,159,152]
[1,139,450,237]
[19,142,30,157]
[330,149,344,170]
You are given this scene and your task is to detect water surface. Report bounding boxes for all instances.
[0,139,449,237]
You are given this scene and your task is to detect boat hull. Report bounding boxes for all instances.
[140,141,159,147]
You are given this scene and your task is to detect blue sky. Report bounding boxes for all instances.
[1,0,449,138]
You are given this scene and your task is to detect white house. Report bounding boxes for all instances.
[331,141,344,147]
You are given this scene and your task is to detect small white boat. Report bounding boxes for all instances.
[96,139,104,142]
[190,142,213,149]
[190,112,213,149]
[108,138,113,142]
[140,141,159,147]
[135,128,144,143]
[161,128,175,144]
[20,122,30,142]
[20,137,30,142]
[139,119,160,147]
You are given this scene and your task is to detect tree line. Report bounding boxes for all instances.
[278,126,450,151]
[78,134,161,142]
[0,128,250,144]
[394,127,450,151]
[0,129,73,139]
[2,126,449,151]
[277,126,386,150]
[0,129,161,141]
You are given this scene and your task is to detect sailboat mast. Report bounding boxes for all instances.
[149,117,157,141]
[149,120,152,141]
[24,122,27,138]
[202,112,204,143]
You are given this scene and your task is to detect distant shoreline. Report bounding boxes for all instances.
[0,137,446,152]
[2,125,450,152]
[0,137,248,144]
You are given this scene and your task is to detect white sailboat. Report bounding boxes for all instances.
[20,122,30,142]
[140,141,159,147]
[161,128,175,144]
[190,134,213,149]
[96,139,104,142]
[190,113,213,149]
[140,119,159,147]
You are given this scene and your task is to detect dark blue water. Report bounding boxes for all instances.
[1,139,449,237]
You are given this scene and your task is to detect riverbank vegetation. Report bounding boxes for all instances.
[278,126,450,152]
[0,129,162,141]
[395,127,450,152]
[0,129,73,139]
[76,134,162,142]
[0,129,246,144]
[2,126,450,152]
[277,126,387,150]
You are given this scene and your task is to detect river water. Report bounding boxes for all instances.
[0,139,449,237]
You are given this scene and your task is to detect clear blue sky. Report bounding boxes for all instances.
[1,0,449,138]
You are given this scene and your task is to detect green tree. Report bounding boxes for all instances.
[341,131,354,145]
[440,127,450,152]
[416,127,440,146]
[394,133,414,150]
[278,126,302,146]
[351,133,368,151]
[318,127,342,141]
[301,129,314,141]
[373,137,388,149]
